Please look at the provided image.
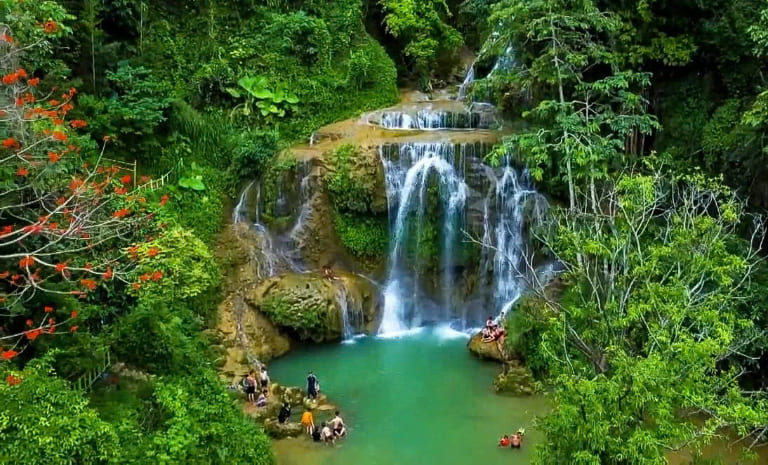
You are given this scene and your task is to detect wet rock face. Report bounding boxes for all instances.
[247,272,380,342]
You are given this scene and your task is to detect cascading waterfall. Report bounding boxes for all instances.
[483,164,547,322]
[377,139,545,335]
[379,143,469,335]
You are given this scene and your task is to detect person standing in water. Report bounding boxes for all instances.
[331,410,346,438]
[307,370,318,399]
[300,409,315,435]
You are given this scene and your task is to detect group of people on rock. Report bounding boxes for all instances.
[244,366,271,407]
[498,429,524,449]
[482,316,506,345]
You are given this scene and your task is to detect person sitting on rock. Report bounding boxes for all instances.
[278,401,291,424]
[256,389,268,408]
[321,422,334,445]
[300,409,315,435]
[322,265,338,281]
[498,434,511,447]
[307,370,319,399]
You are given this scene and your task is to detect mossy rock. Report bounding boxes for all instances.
[493,362,536,396]
[263,419,304,439]
[247,272,380,342]
[325,144,387,215]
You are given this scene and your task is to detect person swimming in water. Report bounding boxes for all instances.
[510,431,522,449]
[331,411,346,439]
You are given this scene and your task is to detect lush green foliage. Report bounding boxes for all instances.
[0,357,120,465]
[378,0,463,83]
[333,213,389,258]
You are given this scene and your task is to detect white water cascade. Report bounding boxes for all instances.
[482,165,547,322]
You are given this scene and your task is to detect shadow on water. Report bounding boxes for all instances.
[269,328,549,465]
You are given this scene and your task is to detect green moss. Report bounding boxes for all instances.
[333,212,389,259]
[257,275,342,341]
[326,144,387,214]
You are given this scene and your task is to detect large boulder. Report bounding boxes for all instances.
[467,331,505,362]
[247,272,380,342]
[263,419,304,439]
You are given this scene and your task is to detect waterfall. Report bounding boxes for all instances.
[233,180,254,224]
[289,166,312,242]
[483,164,547,322]
[378,143,468,335]
[376,110,490,130]
[458,66,475,100]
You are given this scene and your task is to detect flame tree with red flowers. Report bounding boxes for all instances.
[0,5,161,363]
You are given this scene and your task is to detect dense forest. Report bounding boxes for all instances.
[2,0,768,464]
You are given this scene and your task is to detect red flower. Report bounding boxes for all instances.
[112,208,130,218]
[25,319,33,327]
[44,306,54,313]
[160,194,170,206]
[42,21,59,34]
[80,279,97,290]
[132,283,141,291]
[70,120,87,129]
[70,325,79,332]
[18,256,35,268]
[147,248,160,258]
[2,137,18,148]
[52,131,67,141]
[1,350,18,360]
[103,268,113,280]
[69,178,84,191]
[48,327,55,334]
[16,167,28,177]
[0,34,13,43]
[0,271,8,279]
[114,187,128,195]
[71,310,78,319]
[55,263,67,273]
[120,175,131,185]
[48,151,61,163]
[48,318,55,325]
[28,77,40,87]
[151,271,164,281]
[139,273,151,282]
[2,73,19,85]
[6,375,22,386]
[24,329,41,341]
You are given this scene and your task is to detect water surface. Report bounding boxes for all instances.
[269,327,548,465]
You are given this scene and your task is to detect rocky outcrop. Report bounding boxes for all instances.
[246,272,380,342]
[467,331,506,362]
[493,361,536,396]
